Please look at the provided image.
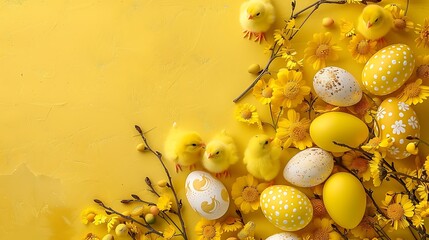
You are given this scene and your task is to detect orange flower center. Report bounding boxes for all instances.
[316,44,330,58]
[242,186,259,202]
[394,18,406,30]
[313,228,329,240]
[351,157,369,173]
[241,110,252,120]
[262,87,273,98]
[290,123,308,141]
[203,225,216,238]
[310,198,327,217]
[357,40,370,54]
[420,26,429,39]
[224,216,236,225]
[284,82,299,99]
[86,213,96,222]
[416,65,429,79]
[387,203,405,221]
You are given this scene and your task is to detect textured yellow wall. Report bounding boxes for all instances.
[0,0,428,239]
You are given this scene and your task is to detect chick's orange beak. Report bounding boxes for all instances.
[268,137,274,143]
[367,22,373,28]
[208,153,213,159]
[248,15,253,20]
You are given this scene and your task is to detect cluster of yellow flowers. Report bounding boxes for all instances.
[234,1,429,239]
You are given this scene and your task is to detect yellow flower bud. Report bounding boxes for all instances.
[157,179,168,187]
[145,213,156,224]
[247,64,261,75]
[115,223,128,236]
[136,143,147,152]
[406,142,419,155]
[322,17,334,27]
[131,206,146,216]
[102,234,114,240]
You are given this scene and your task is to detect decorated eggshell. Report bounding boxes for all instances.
[313,66,362,106]
[265,232,300,240]
[375,98,420,159]
[283,148,333,187]
[260,185,313,231]
[323,172,366,229]
[362,44,415,95]
[310,112,369,153]
[185,171,229,220]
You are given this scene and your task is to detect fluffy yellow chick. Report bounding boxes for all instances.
[243,134,281,181]
[357,4,393,40]
[164,123,205,172]
[202,131,239,178]
[239,0,275,43]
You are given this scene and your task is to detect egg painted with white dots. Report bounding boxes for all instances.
[362,44,415,95]
[375,98,420,160]
[260,185,313,231]
[265,232,300,240]
[283,148,333,187]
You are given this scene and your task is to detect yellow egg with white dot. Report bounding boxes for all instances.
[362,44,415,95]
[375,98,420,159]
[260,185,313,231]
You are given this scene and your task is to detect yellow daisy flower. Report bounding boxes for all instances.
[342,151,371,181]
[273,68,311,108]
[416,184,429,202]
[350,216,377,239]
[221,216,243,232]
[106,216,119,233]
[276,109,312,150]
[273,29,287,45]
[195,218,222,240]
[80,207,100,224]
[286,58,304,71]
[348,34,377,64]
[253,78,275,105]
[416,55,429,80]
[385,4,414,31]
[235,104,262,129]
[412,214,424,229]
[304,32,342,70]
[231,175,269,214]
[380,192,415,230]
[339,19,356,40]
[302,218,342,240]
[415,18,429,48]
[369,152,386,187]
[163,225,176,239]
[93,214,108,225]
[397,78,429,105]
[157,194,172,211]
[415,200,429,218]
[361,137,393,158]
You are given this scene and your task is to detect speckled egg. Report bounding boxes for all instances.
[260,185,313,231]
[265,232,300,240]
[283,148,333,187]
[362,44,415,95]
[375,98,420,160]
[313,66,362,106]
[185,171,229,220]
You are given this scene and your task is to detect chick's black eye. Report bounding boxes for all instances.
[256,12,260,16]
[374,18,379,23]
[264,140,269,145]
[191,143,197,147]
[216,151,220,155]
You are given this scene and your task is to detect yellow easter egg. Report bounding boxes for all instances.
[260,185,313,231]
[375,98,420,159]
[323,172,366,229]
[362,44,415,95]
[310,112,369,153]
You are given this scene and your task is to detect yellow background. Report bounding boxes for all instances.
[0,0,428,239]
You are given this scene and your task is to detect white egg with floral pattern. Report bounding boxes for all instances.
[375,97,420,160]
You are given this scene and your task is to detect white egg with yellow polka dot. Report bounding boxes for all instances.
[362,44,415,95]
[260,185,313,231]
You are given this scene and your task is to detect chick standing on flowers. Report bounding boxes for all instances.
[243,134,281,182]
[202,130,239,178]
[164,123,205,172]
[239,0,275,43]
[357,4,393,40]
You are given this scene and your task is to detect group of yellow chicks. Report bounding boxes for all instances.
[163,123,281,181]
[240,0,393,43]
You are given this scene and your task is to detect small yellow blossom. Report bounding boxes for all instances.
[406,142,419,155]
[415,200,429,217]
[273,29,287,46]
[412,214,424,229]
[379,192,415,230]
[231,175,269,214]
[273,68,311,108]
[385,4,414,31]
[221,216,243,232]
[157,194,172,211]
[415,18,429,48]
[253,78,275,105]
[362,137,393,158]
[397,78,429,105]
[304,32,342,70]
[416,55,429,80]
[80,207,99,225]
[348,34,378,63]
[339,19,356,40]
[286,58,304,71]
[106,216,119,233]
[93,214,108,225]
[235,104,262,129]
[302,218,341,240]
[276,109,312,150]
[195,218,222,240]
[416,184,429,202]
[163,225,176,239]
[369,152,386,187]
[342,151,371,181]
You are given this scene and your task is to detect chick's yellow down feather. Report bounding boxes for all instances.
[357,4,393,40]
[240,0,275,43]
[164,123,205,172]
[202,131,239,177]
[243,134,281,181]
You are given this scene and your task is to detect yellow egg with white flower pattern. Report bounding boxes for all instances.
[375,98,420,160]
[362,44,415,95]
[260,185,313,231]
